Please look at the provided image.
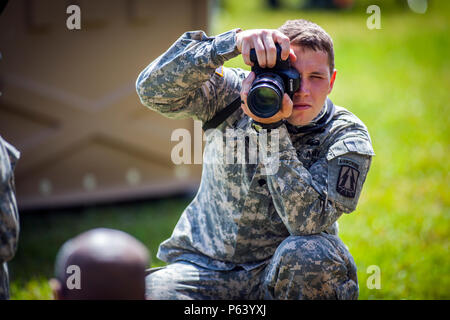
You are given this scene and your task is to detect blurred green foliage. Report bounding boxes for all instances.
[9,0,449,299]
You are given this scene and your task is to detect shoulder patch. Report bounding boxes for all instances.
[336,165,360,198]
[338,157,359,170]
[215,66,224,77]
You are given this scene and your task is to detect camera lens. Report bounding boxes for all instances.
[248,73,284,118]
[250,86,281,117]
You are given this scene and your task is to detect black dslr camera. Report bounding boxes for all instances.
[248,44,300,118]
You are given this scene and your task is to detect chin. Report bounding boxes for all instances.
[287,116,311,126]
[287,109,318,126]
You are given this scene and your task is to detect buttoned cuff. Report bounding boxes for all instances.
[213,28,242,62]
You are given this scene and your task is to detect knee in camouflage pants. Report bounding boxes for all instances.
[146,233,358,300]
[263,233,358,300]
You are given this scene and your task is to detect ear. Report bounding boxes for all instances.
[49,278,63,300]
[328,69,337,94]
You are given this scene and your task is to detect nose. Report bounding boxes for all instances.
[294,78,310,98]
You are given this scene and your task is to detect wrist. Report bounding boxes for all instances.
[235,28,243,52]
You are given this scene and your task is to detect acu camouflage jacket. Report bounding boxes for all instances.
[136,29,375,270]
[0,136,20,299]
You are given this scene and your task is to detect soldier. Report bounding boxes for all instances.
[49,228,149,300]
[0,135,20,300]
[136,19,375,299]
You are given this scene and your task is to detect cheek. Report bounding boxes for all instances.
[310,81,330,101]
[311,80,329,94]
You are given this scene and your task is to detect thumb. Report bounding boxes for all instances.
[280,93,293,118]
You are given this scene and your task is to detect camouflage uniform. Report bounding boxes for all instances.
[0,136,20,300]
[136,29,375,299]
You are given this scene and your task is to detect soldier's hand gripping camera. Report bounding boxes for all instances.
[248,44,300,118]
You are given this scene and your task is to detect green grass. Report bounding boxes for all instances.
[9,0,450,299]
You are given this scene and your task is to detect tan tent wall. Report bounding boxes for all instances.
[0,0,209,210]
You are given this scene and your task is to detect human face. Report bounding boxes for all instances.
[286,45,336,126]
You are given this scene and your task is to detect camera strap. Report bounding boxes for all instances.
[202,97,336,134]
[202,97,241,131]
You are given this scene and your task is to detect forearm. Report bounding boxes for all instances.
[136,29,242,121]
[0,196,19,262]
[267,160,341,236]
[0,138,20,262]
[0,174,19,262]
[259,125,341,235]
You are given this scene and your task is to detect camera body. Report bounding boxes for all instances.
[248,44,300,118]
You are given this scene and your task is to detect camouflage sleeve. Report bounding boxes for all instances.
[260,125,374,236]
[0,137,20,263]
[136,29,247,123]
